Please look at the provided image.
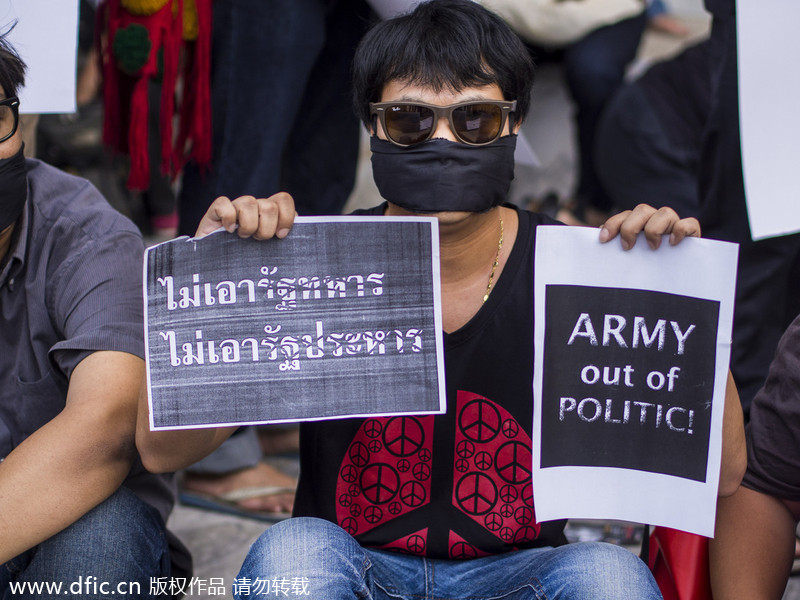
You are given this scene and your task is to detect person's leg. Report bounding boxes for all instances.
[710,486,799,600]
[279,0,372,217]
[1,487,169,600]
[177,0,327,235]
[563,12,647,216]
[182,428,296,515]
[233,517,378,599]
[400,542,662,600]
[595,83,700,218]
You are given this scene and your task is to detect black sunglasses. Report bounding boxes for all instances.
[0,96,20,144]
[370,99,517,147]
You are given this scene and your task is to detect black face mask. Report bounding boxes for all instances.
[370,135,517,213]
[0,146,28,232]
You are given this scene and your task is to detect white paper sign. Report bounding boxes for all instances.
[533,227,738,537]
[144,216,446,430]
[737,0,800,240]
[2,0,79,114]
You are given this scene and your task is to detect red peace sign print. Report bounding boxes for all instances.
[474,451,493,471]
[360,464,400,504]
[514,526,539,544]
[388,501,402,515]
[455,473,498,516]
[456,440,476,459]
[412,462,431,481]
[458,399,501,443]
[499,527,514,542]
[495,441,532,484]
[339,494,352,507]
[341,517,358,535]
[383,417,425,457]
[340,465,358,483]
[348,484,360,497]
[455,458,469,472]
[350,503,362,517]
[450,542,478,560]
[499,503,514,518]
[364,505,383,524]
[397,459,411,473]
[407,534,426,554]
[368,439,383,453]
[418,448,432,462]
[499,485,518,504]
[501,418,519,438]
[514,506,534,525]
[363,419,383,438]
[521,483,534,507]
[349,442,370,467]
[484,512,503,532]
[400,481,427,508]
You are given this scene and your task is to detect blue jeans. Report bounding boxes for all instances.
[234,517,662,599]
[0,488,170,600]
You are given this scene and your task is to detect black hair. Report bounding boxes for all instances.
[352,0,534,127]
[0,25,26,98]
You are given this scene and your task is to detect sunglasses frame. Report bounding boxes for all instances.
[0,96,20,144]
[370,99,517,147]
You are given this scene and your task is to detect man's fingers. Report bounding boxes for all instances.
[668,217,701,245]
[195,193,297,240]
[195,196,236,237]
[599,204,701,250]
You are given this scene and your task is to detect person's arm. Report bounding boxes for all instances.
[136,193,297,473]
[0,351,142,563]
[718,370,746,496]
[710,487,800,600]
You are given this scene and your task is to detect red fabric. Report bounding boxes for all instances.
[175,0,212,174]
[648,526,713,600]
[100,0,211,190]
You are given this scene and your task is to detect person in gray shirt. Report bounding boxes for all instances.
[0,32,187,597]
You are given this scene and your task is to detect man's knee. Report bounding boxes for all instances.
[29,488,169,584]
[239,518,371,588]
[560,542,660,599]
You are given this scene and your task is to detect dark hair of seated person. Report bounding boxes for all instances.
[351,0,535,127]
[0,26,26,97]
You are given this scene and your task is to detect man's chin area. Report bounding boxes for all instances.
[384,203,478,224]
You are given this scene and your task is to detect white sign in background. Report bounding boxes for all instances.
[2,0,79,114]
[533,226,738,537]
[738,0,800,240]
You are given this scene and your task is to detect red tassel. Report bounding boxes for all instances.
[100,0,212,188]
[174,0,212,176]
[126,73,150,189]
[159,0,183,176]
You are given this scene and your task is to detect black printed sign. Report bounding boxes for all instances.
[539,285,719,481]
[144,218,443,429]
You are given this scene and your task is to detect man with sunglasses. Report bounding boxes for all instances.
[138,1,745,597]
[0,34,187,596]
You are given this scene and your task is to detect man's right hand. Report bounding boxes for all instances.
[195,193,297,240]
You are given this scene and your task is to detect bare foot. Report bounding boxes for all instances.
[648,14,690,37]
[183,462,296,514]
[257,426,300,456]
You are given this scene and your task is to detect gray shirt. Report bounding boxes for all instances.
[0,158,178,542]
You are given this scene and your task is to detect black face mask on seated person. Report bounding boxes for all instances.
[0,145,28,232]
[370,135,517,213]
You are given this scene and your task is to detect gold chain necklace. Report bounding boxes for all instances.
[483,217,504,303]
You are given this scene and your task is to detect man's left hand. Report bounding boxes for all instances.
[598,204,701,250]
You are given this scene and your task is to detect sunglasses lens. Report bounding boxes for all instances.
[384,105,435,146]
[452,103,503,144]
